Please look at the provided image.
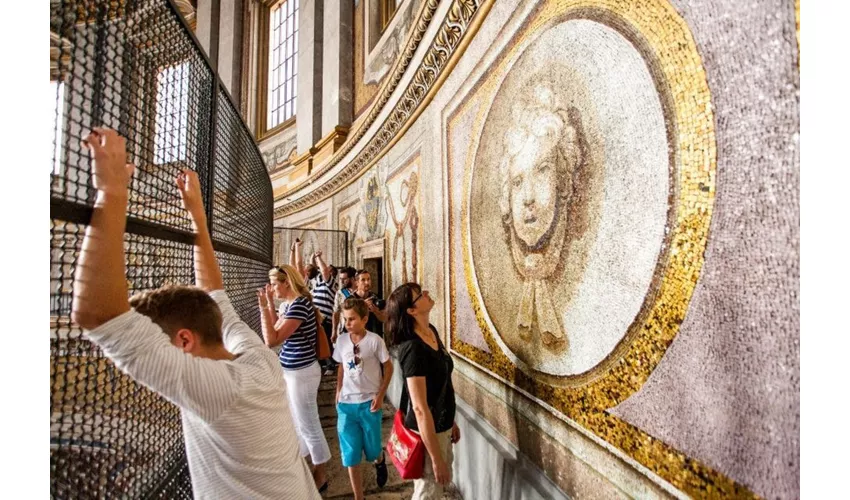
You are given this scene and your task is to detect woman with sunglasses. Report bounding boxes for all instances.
[385,283,460,499]
[259,265,332,493]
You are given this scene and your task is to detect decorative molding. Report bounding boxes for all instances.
[274,0,491,218]
[315,125,351,151]
[313,126,351,169]
[364,0,420,85]
[262,134,298,172]
[292,148,316,171]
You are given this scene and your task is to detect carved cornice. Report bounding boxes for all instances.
[274,0,489,218]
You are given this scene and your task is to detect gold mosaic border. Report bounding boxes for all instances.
[795,0,800,66]
[274,0,493,217]
[446,1,756,497]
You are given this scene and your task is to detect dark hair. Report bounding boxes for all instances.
[385,282,422,348]
[129,285,223,346]
[305,264,319,280]
[339,266,356,279]
[355,269,370,280]
[342,297,369,318]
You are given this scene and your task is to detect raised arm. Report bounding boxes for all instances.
[260,310,303,347]
[294,239,305,274]
[177,169,267,353]
[72,128,134,330]
[314,250,332,282]
[72,131,241,420]
[176,170,223,292]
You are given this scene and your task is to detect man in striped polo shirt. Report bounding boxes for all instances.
[71,129,319,500]
[311,251,339,375]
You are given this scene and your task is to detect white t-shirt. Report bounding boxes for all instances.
[85,290,319,500]
[332,330,390,403]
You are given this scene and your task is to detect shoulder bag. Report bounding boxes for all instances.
[313,307,331,360]
[386,343,450,480]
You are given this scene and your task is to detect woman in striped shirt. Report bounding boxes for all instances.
[260,264,332,492]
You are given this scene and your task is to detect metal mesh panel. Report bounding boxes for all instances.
[50,1,272,497]
[218,251,274,335]
[274,227,349,268]
[51,0,214,232]
[213,91,274,254]
[51,225,192,499]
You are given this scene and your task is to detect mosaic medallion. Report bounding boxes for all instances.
[447,0,718,432]
[467,18,671,378]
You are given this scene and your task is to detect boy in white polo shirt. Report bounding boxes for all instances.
[334,297,393,499]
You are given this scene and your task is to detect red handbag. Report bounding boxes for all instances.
[386,409,425,479]
[387,366,450,480]
[387,336,450,479]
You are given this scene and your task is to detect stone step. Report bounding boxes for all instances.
[325,478,414,499]
[321,417,406,498]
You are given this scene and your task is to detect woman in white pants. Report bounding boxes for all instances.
[260,265,332,492]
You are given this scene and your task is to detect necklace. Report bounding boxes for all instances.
[416,326,438,349]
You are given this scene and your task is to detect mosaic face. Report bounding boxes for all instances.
[507,129,562,248]
[467,19,671,377]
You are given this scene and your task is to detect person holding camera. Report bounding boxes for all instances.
[351,269,386,338]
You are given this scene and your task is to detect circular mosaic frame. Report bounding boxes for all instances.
[455,0,716,411]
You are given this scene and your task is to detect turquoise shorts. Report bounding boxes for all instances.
[337,400,383,467]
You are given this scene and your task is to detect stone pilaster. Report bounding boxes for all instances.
[296,0,324,155]
[217,0,244,103]
[321,0,354,135]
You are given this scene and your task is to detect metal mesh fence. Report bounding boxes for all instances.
[273,227,349,269]
[50,1,273,497]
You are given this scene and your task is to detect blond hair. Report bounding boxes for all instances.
[268,264,314,303]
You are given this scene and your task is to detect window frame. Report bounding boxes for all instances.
[50,79,68,176]
[379,0,399,34]
[256,0,299,140]
[152,61,191,166]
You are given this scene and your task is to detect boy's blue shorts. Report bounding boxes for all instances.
[337,400,383,467]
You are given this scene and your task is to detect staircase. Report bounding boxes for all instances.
[315,373,462,499]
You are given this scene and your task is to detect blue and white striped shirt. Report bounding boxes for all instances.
[311,274,337,318]
[280,296,318,370]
